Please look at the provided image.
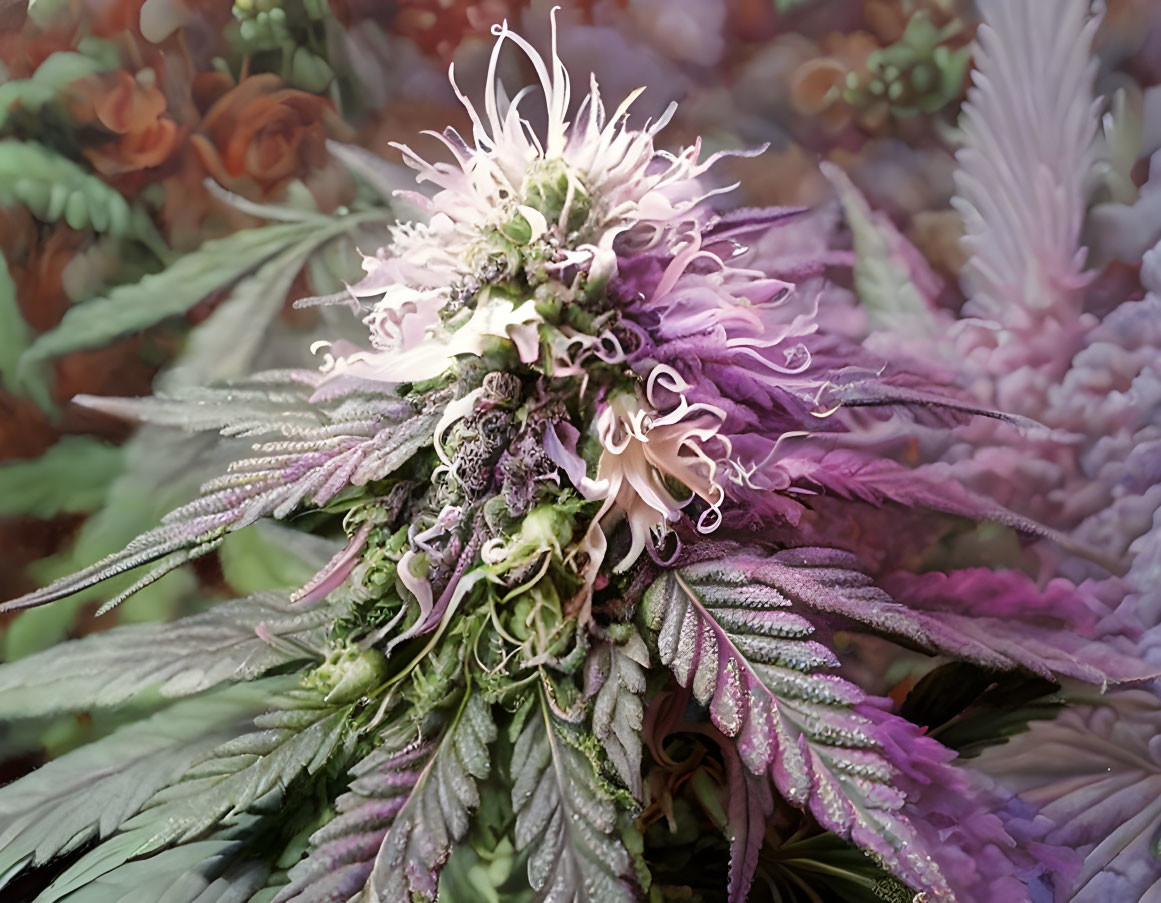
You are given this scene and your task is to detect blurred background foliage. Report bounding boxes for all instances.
[1,0,1160,896]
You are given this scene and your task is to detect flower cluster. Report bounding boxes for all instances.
[0,7,1152,903]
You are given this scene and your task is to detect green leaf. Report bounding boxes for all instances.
[219,523,342,597]
[440,839,527,903]
[763,833,917,903]
[821,162,936,334]
[909,667,1063,758]
[1,596,92,664]
[898,661,997,730]
[0,681,282,888]
[45,841,267,903]
[26,0,75,30]
[510,689,636,903]
[6,427,219,659]
[37,687,354,902]
[0,437,123,518]
[156,231,326,391]
[22,218,321,364]
[0,141,158,245]
[0,249,27,394]
[0,593,338,718]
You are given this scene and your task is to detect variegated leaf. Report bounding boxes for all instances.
[276,729,430,903]
[642,565,865,782]
[511,692,637,903]
[360,694,496,902]
[643,545,1141,900]
[641,563,952,899]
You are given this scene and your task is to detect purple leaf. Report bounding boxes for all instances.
[643,546,1148,899]
[777,451,1123,572]
[881,567,1104,630]
[972,688,1161,902]
[719,733,774,903]
[363,694,496,901]
[640,564,953,899]
[275,738,431,903]
[707,548,1148,686]
[291,522,373,607]
[865,699,1079,902]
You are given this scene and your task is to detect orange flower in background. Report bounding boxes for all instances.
[727,0,779,42]
[864,0,958,44]
[390,0,515,62]
[0,22,76,81]
[789,31,882,132]
[191,73,346,197]
[0,206,86,333]
[69,70,181,176]
[88,0,151,38]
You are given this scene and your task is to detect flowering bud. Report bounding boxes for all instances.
[523,159,590,235]
[312,645,389,704]
[501,211,534,245]
[519,503,575,553]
